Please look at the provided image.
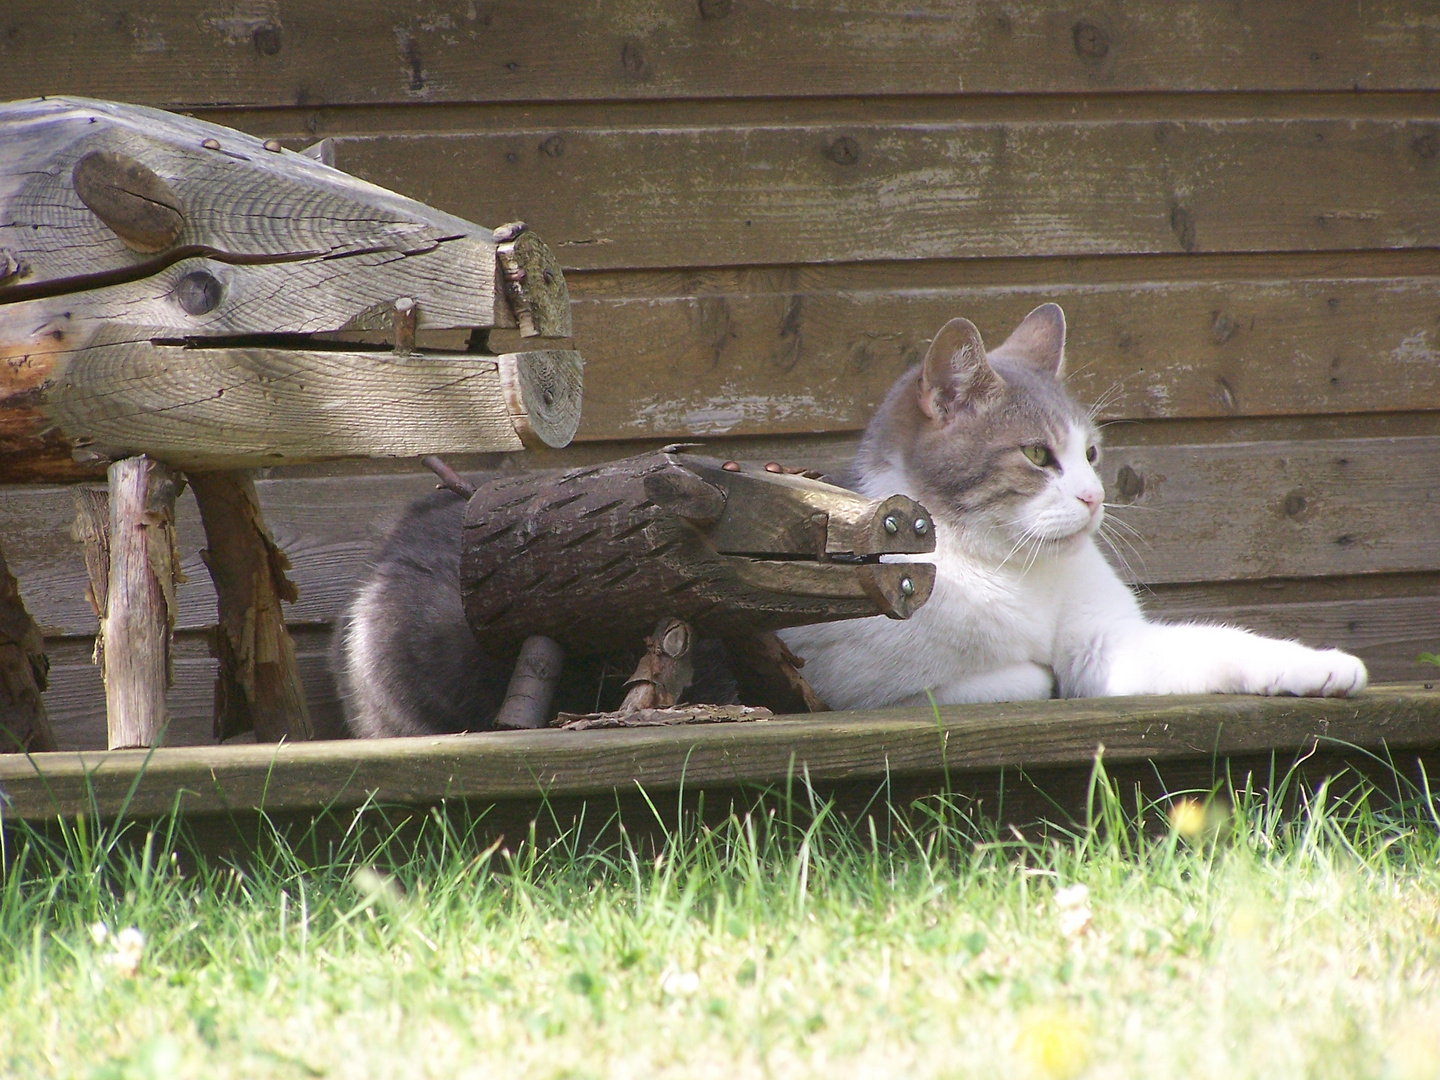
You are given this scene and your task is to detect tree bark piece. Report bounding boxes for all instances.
[102,455,184,750]
[723,631,830,714]
[494,635,566,731]
[0,539,57,753]
[189,471,313,743]
[555,704,772,730]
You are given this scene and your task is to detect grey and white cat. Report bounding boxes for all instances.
[333,492,508,738]
[778,304,1367,709]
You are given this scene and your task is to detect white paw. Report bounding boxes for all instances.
[1263,648,1368,698]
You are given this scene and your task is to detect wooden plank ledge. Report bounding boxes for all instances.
[1,685,1437,822]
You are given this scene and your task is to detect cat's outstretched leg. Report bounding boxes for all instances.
[1063,620,1367,699]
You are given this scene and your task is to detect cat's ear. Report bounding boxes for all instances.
[919,318,1003,422]
[994,302,1067,378]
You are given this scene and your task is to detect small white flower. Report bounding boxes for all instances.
[104,926,145,977]
[660,968,700,996]
[89,922,109,946]
[1054,884,1089,910]
[1055,884,1093,939]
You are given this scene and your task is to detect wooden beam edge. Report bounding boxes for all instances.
[1,685,1437,821]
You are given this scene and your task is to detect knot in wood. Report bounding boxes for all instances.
[72,150,186,254]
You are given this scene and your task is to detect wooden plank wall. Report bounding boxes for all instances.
[3,2,1439,748]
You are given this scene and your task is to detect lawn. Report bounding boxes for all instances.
[2,765,1439,1080]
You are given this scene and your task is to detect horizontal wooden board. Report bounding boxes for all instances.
[1098,436,1440,583]
[321,116,1440,270]
[37,587,1440,753]
[4,685,1437,820]
[3,2,1437,108]
[4,433,1438,642]
[558,274,1440,439]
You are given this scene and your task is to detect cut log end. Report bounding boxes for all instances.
[497,349,584,450]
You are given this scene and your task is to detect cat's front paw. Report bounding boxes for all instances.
[1264,648,1368,698]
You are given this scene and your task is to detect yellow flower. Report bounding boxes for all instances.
[1016,1006,1092,1080]
[1167,798,1208,840]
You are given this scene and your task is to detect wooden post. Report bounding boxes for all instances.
[188,471,313,743]
[494,636,565,730]
[102,456,184,750]
[0,540,57,753]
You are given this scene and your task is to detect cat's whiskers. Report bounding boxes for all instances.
[1086,379,1127,420]
[1096,525,1140,583]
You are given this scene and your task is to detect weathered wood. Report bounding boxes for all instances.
[496,227,572,339]
[70,149,186,254]
[557,704,772,731]
[460,451,935,656]
[617,618,694,713]
[1,685,1436,822]
[0,336,582,476]
[0,97,504,311]
[0,539,56,753]
[723,631,829,715]
[494,636,565,731]
[1097,437,1440,585]
[189,471,312,743]
[323,116,1440,271]
[555,269,1440,439]
[102,456,184,749]
[2,2,1437,108]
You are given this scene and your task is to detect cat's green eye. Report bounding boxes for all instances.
[1086,445,1099,463]
[1021,444,1054,468]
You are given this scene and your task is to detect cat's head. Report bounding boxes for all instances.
[857,303,1104,562]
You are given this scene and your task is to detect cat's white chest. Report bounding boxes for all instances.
[778,535,1069,710]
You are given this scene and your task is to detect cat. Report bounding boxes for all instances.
[332,490,509,738]
[778,304,1368,709]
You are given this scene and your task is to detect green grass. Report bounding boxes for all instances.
[3,764,1440,1080]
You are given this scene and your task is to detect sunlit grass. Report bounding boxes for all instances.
[2,759,1439,1079]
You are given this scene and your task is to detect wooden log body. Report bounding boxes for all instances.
[0,97,581,480]
[461,450,936,657]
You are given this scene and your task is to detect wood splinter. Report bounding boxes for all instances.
[188,471,313,743]
[0,540,57,753]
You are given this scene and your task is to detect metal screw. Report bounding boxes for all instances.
[201,138,221,150]
[899,577,915,597]
[883,515,899,535]
[263,139,283,153]
[913,517,929,535]
[722,461,741,472]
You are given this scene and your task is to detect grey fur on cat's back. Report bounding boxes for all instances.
[332,491,507,738]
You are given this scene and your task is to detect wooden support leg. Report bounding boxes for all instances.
[0,539,57,753]
[723,631,829,715]
[495,635,565,730]
[618,618,694,714]
[188,471,313,743]
[101,456,184,750]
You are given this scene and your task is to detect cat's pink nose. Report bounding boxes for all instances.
[1077,487,1103,511]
